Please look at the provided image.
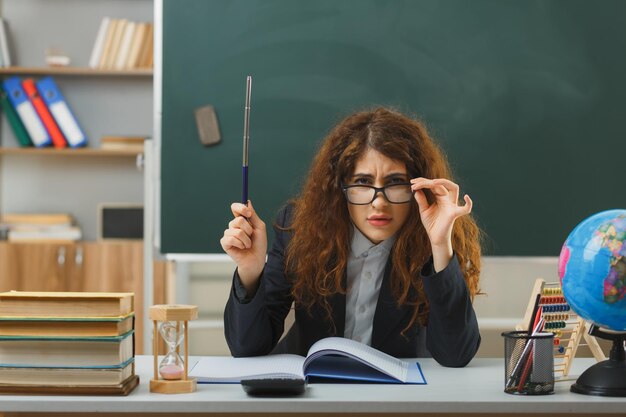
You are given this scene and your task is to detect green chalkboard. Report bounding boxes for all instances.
[161,0,626,256]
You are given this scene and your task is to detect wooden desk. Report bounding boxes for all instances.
[0,356,624,416]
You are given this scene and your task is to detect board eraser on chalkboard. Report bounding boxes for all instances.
[195,105,221,146]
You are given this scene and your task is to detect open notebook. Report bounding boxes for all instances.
[189,337,426,384]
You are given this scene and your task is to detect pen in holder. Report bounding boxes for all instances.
[502,330,554,395]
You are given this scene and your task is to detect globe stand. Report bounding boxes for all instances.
[571,324,626,397]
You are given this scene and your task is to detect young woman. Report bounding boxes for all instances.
[221,107,481,367]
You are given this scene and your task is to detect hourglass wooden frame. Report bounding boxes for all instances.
[149,304,198,394]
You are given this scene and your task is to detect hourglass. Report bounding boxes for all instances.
[149,304,198,394]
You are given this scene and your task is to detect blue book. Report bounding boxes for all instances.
[36,76,87,147]
[2,77,51,147]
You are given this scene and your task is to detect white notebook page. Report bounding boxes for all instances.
[189,354,305,382]
[304,337,409,382]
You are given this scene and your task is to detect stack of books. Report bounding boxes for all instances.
[0,76,86,148]
[0,213,82,243]
[0,291,138,395]
[88,18,154,70]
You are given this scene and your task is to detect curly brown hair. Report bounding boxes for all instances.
[285,107,481,332]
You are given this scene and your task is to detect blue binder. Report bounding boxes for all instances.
[2,77,51,147]
[36,77,87,147]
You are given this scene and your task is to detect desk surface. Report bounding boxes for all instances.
[0,356,624,415]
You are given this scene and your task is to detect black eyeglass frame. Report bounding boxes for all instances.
[341,183,415,205]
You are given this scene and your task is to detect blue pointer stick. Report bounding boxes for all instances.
[242,75,252,206]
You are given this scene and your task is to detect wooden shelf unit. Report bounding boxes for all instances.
[0,0,155,355]
[0,67,152,77]
[0,147,142,157]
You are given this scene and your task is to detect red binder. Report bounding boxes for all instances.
[22,78,67,148]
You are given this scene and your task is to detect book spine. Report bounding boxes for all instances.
[0,337,134,367]
[0,27,4,68]
[88,17,111,69]
[0,296,133,318]
[98,18,118,69]
[137,23,153,68]
[104,19,127,69]
[125,22,146,69]
[1,213,72,225]
[35,77,87,147]
[114,22,135,70]
[2,77,51,147]
[21,79,67,148]
[0,18,11,67]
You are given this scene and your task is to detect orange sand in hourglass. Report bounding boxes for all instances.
[158,320,185,380]
[160,364,184,380]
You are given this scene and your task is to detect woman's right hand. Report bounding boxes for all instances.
[220,201,267,293]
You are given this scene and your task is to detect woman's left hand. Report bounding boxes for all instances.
[410,178,472,268]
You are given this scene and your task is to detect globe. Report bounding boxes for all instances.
[558,209,626,332]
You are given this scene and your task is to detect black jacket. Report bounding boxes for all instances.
[224,204,480,367]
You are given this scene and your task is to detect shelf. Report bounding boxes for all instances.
[0,67,152,77]
[0,148,142,157]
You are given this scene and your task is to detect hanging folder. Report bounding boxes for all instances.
[22,79,67,148]
[2,77,51,147]
[36,77,87,148]
[0,85,32,147]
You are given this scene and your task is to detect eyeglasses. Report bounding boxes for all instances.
[342,183,414,205]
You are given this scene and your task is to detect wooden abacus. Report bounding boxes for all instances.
[517,278,605,378]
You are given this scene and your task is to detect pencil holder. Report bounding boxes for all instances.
[502,331,554,395]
